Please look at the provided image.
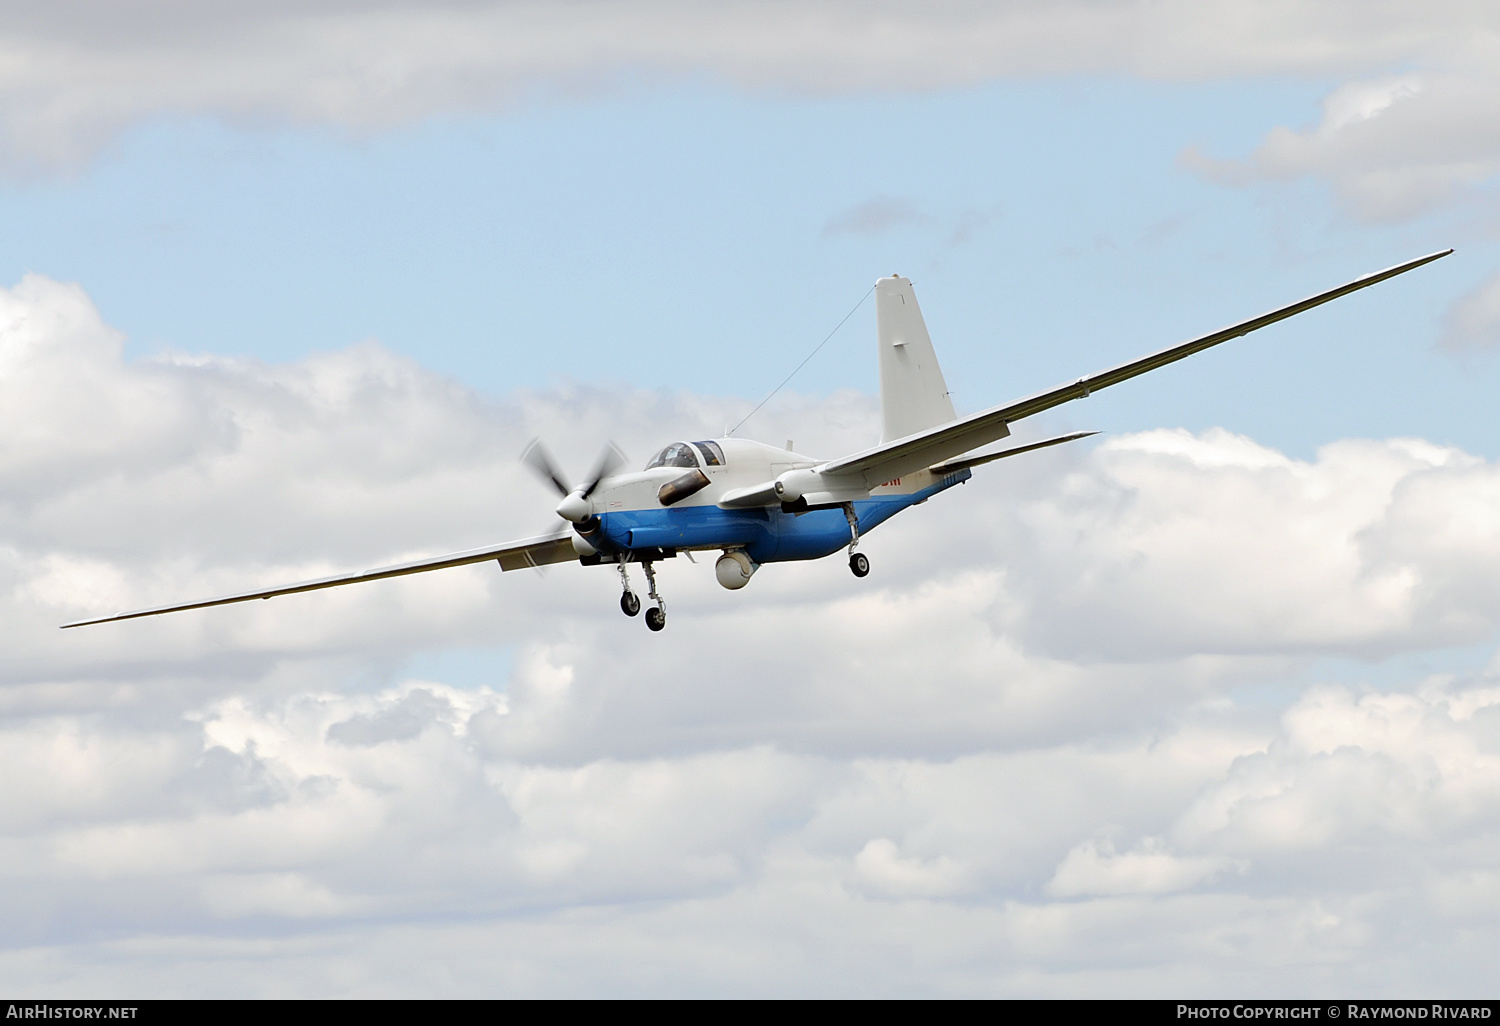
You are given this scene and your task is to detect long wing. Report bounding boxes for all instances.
[824,249,1452,487]
[60,531,578,629]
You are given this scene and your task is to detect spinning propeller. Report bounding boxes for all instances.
[521,440,626,525]
[522,438,662,627]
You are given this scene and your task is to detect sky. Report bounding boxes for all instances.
[3,0,1500,997]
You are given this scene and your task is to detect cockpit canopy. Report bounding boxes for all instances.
[645,440,725,470]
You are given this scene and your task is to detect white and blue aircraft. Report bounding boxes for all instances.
[64,251,1451,633]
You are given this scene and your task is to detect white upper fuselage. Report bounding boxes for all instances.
[572,437,930,524]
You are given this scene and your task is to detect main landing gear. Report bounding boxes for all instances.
[618,560,666,631]
[643,561,666,631]
[844,503,871,578]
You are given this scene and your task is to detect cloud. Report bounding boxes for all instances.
[1186,67,1500,222]
[979,428,1500,662]
[853,837,969,898]
[822,195,929,237]
[5,674,1500,994]
[4,273,1500,992]
[0,0,1495,267]
[945,204,1002,247]
[1183,681,1500,847]
[821,198,998,247]
[326,686,462,746]
[1046,838,1234,897]
[0,1,1495,174]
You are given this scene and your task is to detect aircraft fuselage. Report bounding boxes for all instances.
[578,436,970,566]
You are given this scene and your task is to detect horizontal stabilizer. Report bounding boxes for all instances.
[929,431,1099,475]
[61,531,578,628]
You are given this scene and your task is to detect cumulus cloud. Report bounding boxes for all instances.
[5,674,1500,994]
[0,0,1493,173]
[988,428,1500,661]
[1176,681,1500,855]
[3,274,1500,993]
[1046,838,1235,898]
[1187,66,1500,222]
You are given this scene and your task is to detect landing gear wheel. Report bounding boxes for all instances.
[645,606,666,632]
[620,591,641,616]
[849,552,870,578]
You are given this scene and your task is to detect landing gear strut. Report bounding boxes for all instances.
[618,562,640,616]
[843,503,870,578]
[642,561,666,632]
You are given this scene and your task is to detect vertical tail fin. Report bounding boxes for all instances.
[876,275,957,443]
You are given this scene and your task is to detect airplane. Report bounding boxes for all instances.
[62,250,1451,633]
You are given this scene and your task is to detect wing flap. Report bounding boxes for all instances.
[61,531,577,628]
[496,535,577,571]
[827,250,1452,485]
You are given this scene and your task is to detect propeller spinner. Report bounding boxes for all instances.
[521,440,625,523]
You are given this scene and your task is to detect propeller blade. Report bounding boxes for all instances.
[521,439,572,498]
[579,443,626,499]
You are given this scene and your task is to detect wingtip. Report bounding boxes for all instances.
[1357,248,1454,283]
[59,618,103,629]
[60,611,129,629]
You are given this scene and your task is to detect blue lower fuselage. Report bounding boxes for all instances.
[592,470,970,564]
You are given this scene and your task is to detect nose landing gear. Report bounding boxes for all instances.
[849,551,870,577]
